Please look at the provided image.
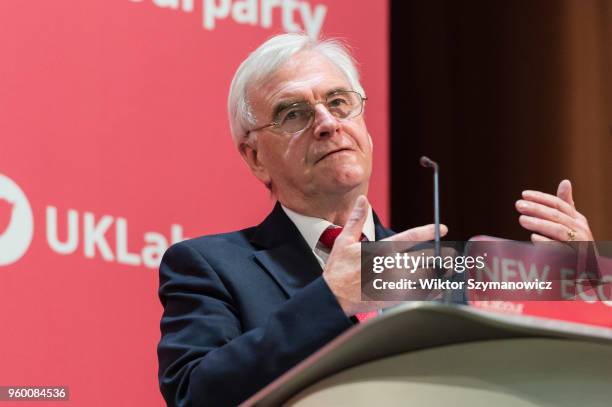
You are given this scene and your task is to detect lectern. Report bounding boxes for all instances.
[242,302,612,406]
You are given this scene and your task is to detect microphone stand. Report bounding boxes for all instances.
[421,156,450,302]
[420,156,441,259]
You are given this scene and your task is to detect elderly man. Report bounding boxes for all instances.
[157,33,594,407]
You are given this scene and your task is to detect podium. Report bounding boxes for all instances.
[242,302,612,406]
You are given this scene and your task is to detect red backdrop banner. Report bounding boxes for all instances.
[0,1,389,405]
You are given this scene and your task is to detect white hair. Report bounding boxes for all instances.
[227,33,365,147]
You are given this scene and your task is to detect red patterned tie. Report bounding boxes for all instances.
[318,226,378,323]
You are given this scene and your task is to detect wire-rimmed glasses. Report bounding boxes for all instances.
[245,90,367,136]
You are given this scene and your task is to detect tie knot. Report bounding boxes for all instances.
[318,226,343,250]
[319,226,367,250]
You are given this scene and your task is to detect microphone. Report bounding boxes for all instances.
[420,156,441,259]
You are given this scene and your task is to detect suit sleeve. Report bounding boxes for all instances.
[157,242,353,407]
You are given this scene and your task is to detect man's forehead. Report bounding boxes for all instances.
[253,52,352,107]
[264,76,350,104]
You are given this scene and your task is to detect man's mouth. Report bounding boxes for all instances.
[315,148,353,163]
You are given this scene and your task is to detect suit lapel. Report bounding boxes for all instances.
[251,203,323,298]
[373,211,395,240]
[250,202,395,298]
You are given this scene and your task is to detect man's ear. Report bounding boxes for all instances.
[239,140,272,187]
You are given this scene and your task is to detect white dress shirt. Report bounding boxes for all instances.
[281,204,376,268]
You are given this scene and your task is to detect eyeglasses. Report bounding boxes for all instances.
[245,90,367,136]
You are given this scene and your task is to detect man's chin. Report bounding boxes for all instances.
[317,171,369,193]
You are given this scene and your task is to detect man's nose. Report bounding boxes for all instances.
[312,104,340,139]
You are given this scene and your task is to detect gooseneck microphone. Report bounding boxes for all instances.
[420,156,441,259]
[420,157,464,304]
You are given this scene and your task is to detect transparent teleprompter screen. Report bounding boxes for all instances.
[361,240,611,303]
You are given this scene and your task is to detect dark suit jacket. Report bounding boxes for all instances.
[157,202,394,406]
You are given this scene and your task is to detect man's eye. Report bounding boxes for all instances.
[282,108,308,122]
[328,97,349,107]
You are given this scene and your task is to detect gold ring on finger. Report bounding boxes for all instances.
[567,228,577,241]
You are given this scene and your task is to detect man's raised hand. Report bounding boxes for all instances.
[322,195,448,316]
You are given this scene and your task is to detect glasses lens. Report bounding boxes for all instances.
[274,92,364,134]
[277,103,313,134]
[326,91,362,119]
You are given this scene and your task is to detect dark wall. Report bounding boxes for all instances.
[390,0,612,240]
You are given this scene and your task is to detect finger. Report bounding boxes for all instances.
[337,195,369,245]
[385,224,448,243]
[521,190,575,217]
[519,215,573,241]
[531,233,553,242]
[515,200,577,229]
[556,179,575,207]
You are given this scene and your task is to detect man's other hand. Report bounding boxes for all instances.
[515,179,594,242]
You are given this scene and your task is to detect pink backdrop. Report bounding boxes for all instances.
[0,1,388,405]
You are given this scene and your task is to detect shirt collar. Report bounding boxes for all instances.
[281,203,376,252]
